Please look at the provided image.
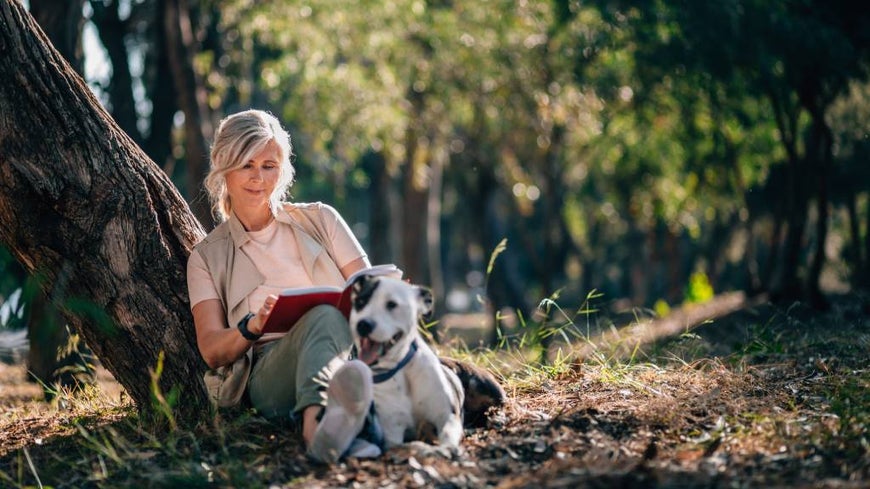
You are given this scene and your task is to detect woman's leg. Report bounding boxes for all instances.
[247,304,376,462]
[306,359,374,462]
[247,305,352,419]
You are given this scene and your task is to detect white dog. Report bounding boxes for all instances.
[348,275,465,451]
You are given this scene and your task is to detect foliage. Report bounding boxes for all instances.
[684,271,714,304]
[68,0,870,317]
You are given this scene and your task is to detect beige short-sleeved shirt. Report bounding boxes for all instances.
[187,205,365,313]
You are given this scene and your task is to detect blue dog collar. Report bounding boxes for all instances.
[371,340,419,384]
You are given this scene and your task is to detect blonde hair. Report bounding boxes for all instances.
[205,110,295,221]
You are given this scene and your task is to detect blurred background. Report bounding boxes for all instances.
[1,1,869,365]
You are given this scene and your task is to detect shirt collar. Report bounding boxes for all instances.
[227,206,295,249]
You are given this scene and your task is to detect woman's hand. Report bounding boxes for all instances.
[249,294,278,335]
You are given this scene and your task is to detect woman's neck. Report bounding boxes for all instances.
[234,207,274,232]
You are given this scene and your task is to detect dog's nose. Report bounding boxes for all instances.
[356,318,375,338]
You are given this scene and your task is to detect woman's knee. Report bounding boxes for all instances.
[304,304,344,323]
[300,305,352,343]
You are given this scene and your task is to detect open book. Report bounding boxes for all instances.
[260,264,402,335]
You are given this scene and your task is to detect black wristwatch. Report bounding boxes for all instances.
[237,312,262,341]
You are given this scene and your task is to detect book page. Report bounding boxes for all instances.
[344,264,402,286]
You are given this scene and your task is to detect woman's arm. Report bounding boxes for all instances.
[339,256,371,281]
[192,298,273,369]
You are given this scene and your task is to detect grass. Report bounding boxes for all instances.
[1,292,869,487]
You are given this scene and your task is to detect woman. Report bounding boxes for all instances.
[187,109,379,463]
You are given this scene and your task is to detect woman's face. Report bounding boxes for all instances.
[225,139,282,214]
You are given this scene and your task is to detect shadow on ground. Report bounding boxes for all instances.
[0,293,868,488]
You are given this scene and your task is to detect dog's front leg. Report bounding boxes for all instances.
[437,415,464,448]
[380,417,408,449]
[373,382,414,449]
[406,351,465,451]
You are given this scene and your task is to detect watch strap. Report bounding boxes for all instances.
[237,312,262,341]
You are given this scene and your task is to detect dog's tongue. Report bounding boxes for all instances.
[358,337,380,365]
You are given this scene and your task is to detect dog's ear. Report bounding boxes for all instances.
[416,286,434,320]
[350,274,379,311]
[350,273,371,294]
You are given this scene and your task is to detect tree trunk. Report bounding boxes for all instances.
[764,84,804,301]
[360,150,394,265]
[426,139,445,316]
[400,88,429,284]
[143,0,178,172]
[844,192,862,287]
[805,113,832,308]
[89,0,142,144]
[864,199,870,289]
[23,274,69,386]
[29,0,85,74]
[29,0,94,397]
[760,198,785,294]
[775,176,808,300]
[0,0,208,419]
[165,0,214,229]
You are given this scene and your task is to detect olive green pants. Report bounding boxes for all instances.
[247,305,353,419]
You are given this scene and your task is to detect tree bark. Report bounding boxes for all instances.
[29,0,95,396]
[0,0,208,419]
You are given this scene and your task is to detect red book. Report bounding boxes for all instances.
[260,264,401,334]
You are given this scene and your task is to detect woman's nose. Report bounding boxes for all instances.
[250,167,263,181]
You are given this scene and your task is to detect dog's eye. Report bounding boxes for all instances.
[386,300,398,311]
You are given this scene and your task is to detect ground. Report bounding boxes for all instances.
[0,293,868,488]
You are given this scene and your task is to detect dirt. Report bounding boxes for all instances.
[0,293,868,488]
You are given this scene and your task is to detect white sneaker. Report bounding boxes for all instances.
[307,360,372,463]
[345,438,382,459]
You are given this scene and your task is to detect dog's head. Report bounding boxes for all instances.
[348,275,433,366]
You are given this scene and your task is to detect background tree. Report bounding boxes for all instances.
[185,0,870,338]
[84,0,215,228]
[0,0,207,417]
[164,0,214,228]
[828,81,870,289]
[21,0,97,395]
[88,0,140,145]
[599,0,870,305]
[4,0,869,404]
